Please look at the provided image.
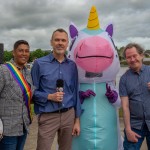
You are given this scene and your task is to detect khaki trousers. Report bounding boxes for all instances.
[36,108,75,150]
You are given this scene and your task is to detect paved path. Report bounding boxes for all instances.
[24,116,147,150]
[24,116,57,150]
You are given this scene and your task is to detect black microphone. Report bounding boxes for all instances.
[56,79,64,92]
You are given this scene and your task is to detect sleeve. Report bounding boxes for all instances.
[31,60,49,106]
[0,66,5,121]
[119,75,128,97]
[73,64,82,117]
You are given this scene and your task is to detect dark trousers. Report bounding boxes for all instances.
[36,108,75,150]
[124,123,150,150]
[0,129,27,150]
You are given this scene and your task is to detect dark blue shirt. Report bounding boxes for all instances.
[31,53,81,117]
[119,65,150,130]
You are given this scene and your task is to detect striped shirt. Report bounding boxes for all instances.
[119,65,150,130]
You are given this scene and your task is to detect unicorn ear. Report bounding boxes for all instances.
[69,23,78,39]
[106,24,113,37]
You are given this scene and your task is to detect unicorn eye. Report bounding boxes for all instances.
[69,38,76,51]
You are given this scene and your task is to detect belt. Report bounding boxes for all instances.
[52,107,73,113]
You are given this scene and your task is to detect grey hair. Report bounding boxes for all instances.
[51,28,68,40]
[123,43,145,58]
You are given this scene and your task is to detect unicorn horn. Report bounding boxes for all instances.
[87,6,100,30]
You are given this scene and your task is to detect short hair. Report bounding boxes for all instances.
[51,28,68,40]
[14,40,29,50]
[123,43,145,58]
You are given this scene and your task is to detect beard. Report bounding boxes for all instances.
[55,49,66,55]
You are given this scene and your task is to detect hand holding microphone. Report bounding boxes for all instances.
[48,79,65,102]
[56,79,64,92]
[56,79,64,102]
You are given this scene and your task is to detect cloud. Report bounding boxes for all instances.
[127,37,150,50]
[0,0,149,50]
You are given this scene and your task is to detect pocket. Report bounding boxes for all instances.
[37,114,42,124]
[129,101,143,119]
[38,113,47,126]
[65,80,74,93]
[128,86,142,101]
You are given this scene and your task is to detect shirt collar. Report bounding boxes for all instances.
[10,59,27,71]
[49,53,69,63]
[130,64,146,74]
[141,64,146,72]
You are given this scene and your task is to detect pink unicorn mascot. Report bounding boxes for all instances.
[68,6,123,150]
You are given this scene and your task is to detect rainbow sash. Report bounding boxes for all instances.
[5,63,32,124]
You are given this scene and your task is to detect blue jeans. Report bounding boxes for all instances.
[124,123,150,150]
[0,129,27,150]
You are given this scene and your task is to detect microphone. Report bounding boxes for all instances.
[56,79,64,107]
[56,79,64,92]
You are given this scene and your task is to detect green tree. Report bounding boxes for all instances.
[117,47,125,61]
[33,49,45,58]
[29,49,45,62]
[44,50,51,56]
[29,49,52,62]
[4,50,13,62]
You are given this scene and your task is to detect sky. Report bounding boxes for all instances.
[0,0,150,51]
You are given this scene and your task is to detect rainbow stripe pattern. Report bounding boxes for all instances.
[5,63,32,124]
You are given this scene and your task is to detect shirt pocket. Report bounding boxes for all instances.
[129,100,143,119]
[65,80,74,93]
[128,84,142,101]
[41,73,57,89]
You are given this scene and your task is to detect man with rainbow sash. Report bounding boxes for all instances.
[0,40,34,150]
